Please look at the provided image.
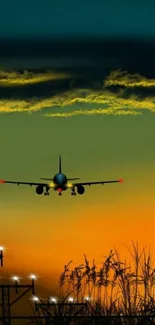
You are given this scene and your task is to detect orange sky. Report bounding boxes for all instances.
[0,113,155,296]
[1,200,155,295]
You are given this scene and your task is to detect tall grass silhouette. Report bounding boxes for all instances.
[31,242,155,324]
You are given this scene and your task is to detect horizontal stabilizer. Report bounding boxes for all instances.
[40,177,80,181]
[68,178,80,180]
[40,178,53,181]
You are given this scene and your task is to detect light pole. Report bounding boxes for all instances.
[0,246,4,267]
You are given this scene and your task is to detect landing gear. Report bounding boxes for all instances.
[58,192,62,196]
[71,187,76,196]
[44,186,50,196]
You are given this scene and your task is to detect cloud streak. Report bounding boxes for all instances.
[0,88,154,115]
[0,70,71,87]
[0,69,155,117]
[44,108,142,117]
[105,70,155,88]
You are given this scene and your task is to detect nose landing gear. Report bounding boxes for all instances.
[57,188,62,196]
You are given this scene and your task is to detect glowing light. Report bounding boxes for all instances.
[32,296,39,302]
[68,297,74,302]
[57,188,62,192]
[49,297,57,303]
[0,246,4,251]
[49,182,54,188]
[0,179,5,184]
[67,183,73,188]
[119,179,124,183]
[12,276,19,281]
[30,274,37,280]
[85,296,91,301]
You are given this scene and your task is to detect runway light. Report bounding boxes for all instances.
[30,274,37,280]
[32,296,39,302]
[68,297,74,302]
[49,297,57,303]
[85,296,91,301]
[12,276,20,282]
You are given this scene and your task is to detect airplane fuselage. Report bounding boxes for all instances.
[53,173,68,191]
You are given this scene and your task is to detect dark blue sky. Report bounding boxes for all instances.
[1,0,155,38]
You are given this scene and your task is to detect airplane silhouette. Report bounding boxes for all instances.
[0,156,123,196]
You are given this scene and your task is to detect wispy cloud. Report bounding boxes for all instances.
[44,108,142,117]
[0,88,154,115]
[0,70,71,87]
[104,70,155,88]
[0,69,155,116]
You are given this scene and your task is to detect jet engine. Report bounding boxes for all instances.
[77,185,85,194]
[36,185,43,195]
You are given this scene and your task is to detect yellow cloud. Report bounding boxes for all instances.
[104,69,155,88]
[0,88,154,116]
[1,69,155,89]
[1,68,155,116]
[0,70,71,86]
[44,108,142,117]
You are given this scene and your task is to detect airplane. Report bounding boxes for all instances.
[0,156,123,196]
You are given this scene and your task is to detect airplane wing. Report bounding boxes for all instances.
[0,179,48,187]
[73,179,123,186]
[40,177,80,181]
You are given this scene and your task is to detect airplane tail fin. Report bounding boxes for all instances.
[59,155,62,173]
[40,156,62,180]
[40,156,80,181]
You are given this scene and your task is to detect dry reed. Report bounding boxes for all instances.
[31,242,155,324]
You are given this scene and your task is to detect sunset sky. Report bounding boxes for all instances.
[0,0,155,298]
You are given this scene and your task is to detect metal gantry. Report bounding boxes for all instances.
[0,282,35,325]
[1,285,10,325]
[0,248,36,325]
